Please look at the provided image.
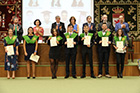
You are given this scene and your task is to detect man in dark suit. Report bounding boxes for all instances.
[51,16,66,38]
[9,17,23,42]
[96,23,112,78]
[64,24,78,79]
[80,24,96,78]
[82,16,96,34]
[98,14,114,33]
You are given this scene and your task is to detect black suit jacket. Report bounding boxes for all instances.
[9,24,23,42]
[64,35,78,48]
[98,22,114,33]
[79,33,95,49]
[82,23,96,34]
[51,22,66,37]
[96,31,112,52]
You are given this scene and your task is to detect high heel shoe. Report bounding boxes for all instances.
[32,77,36,79]
[12,77,15,79]
[27,77,30,79]
[117,73,120,78]
[54,76,57,79]
[120,73,123,78]
[52,76,55,79]
[7,76,10,79]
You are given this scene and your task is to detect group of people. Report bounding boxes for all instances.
[4,14,129,79]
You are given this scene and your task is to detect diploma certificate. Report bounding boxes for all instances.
[50,37,57,47]
[102,37,109,47]
[6,45,14,56]
[84,36,91,45]
[116,41,124,53]
[30,54,40,63]
[67,38,74,48]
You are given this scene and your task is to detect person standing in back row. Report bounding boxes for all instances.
[51,16,66,38]
[9,17,23,42]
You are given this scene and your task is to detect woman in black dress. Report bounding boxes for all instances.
[47,28,63,79]
[23,27,38,79]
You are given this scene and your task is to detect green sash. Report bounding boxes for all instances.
[114,36,127,45]
[4,35,17,44]
[49,35,63,41]
[23,35,39,44]
[80,33,93,38]
[98,31,111,37]
[65,33,78,39]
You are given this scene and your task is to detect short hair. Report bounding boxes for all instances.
[34,19,41,26]
[68,24,74,28]
[69,16,76,24]
[55,16,60,19]
[119,15,124,18]
[84,24,88,28]
[27,27,34,35]
[13,17,18,21]
[116,29,124,37]
[86,16,92,20]
[102,14,107,19]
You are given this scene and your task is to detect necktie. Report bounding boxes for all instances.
[57,24,59,32]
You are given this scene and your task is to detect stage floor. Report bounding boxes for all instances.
[0,76,140,93]
[0,59,140,77]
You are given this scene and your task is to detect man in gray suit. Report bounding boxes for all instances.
[98,14,114,33]
[9,17,23,42]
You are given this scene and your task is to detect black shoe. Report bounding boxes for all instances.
[117,73,120,78]
[91,75,96,78]
[65,75,69,79]
[120,73,123,78]
[33,77,36,79]
[72,76,77,79]
[27,77,30,79]
[81,75,86,78]
[52,76,55,79]
[54,76,57,79]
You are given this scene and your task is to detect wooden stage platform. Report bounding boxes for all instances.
[0,44,139,77]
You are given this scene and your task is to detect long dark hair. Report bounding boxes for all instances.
[51,28,59,36]
[116,29,124,37]
[27,27,34,35]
